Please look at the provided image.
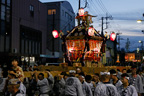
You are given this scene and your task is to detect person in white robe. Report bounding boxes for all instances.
[118,73,138,96]
[109,69,123,90]
[94,71,120,96]
[129,65,144,96]
[65,70,84,96]
[78,74,93,96]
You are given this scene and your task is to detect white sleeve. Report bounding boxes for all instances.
[85,83,93,96]
[76,79,84,96]
[137,75,144,93]
[131,86,138,96]
[37,79,48,87]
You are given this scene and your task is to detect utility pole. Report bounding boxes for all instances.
[142,41,143,62]
[79,0,81,9]
[78,0,81,25]
[52,12,55,56]
[125,38,130,52]
[101,17,104,37]
[101,15,112,37]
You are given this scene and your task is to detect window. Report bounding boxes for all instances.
[62,10,64,16]
[30,5,34,17]
[0,21,5,35]
[1,5,5,20]
[7,0,11,6]
[1,0,5,4]
[48,9,56,15]
[6,7,10,22]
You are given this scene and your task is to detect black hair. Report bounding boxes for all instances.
[94,73,99,77]
[33,68,39,71]
[109,69,116,74]
[127,69,131,73]
[45,69,50,72]
[38,73,44,77]
[11,57,19,62]
[8,69,16,73]
[117,69,120,72]
[79,72,85,77]
[121,73,129,78]
[85,75,92,81]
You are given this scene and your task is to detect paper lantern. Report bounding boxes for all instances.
[88,27,95,36]
[79,8,84,16]
[110,32,116,41]
[52,30,59,38]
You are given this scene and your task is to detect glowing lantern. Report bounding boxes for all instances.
[79,8,84,16]
[88,27,95,36]
[52,30,59,38]
[69,47,74,52]
[110,32,116,41]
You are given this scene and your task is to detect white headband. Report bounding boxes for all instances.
[112,73,117,75]
[100,72,110,75]
[124,76,129,80]
[69,70,76,73]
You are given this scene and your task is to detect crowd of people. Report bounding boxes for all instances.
[0,58,144,96]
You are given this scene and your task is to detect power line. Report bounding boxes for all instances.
[95,0,107,14]
[98,0,112,16]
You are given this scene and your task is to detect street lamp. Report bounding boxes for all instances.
[137,20,144,23]
[139,40,144,62]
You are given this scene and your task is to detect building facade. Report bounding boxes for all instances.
[0,0,47,65]
[44,1,75,62]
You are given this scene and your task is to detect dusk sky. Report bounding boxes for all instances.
[40,0,144,51]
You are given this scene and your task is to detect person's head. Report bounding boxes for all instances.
[29,66,33,71]
[8,69,17,80]
[63,74,69,81]
[33,68,39,71]
[33,64,37,69]
[78,75,85,83]
[100,71,110,82]
[109,69,117,80]
[11,58,19,67]
[85,75,92,83]
[122,69,127,74]
[38,73,44,80]
[127,69,131,73]
[76,68,81,74]
[93,73,100,82]
[131,65,137,75]
[117,69,120,72]
[8,79,20,94]
[121,73,129,86]
[69,70,76,77]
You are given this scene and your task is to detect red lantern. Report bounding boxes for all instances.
[52,30,59,38]
[88,27,94,36]
[79,8,84,16]
[110,32,116,41]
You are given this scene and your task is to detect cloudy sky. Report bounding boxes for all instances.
[40,0,144,51]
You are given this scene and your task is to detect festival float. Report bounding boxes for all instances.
[61,9,105,67]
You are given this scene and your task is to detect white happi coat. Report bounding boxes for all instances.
[19,82,26,95]
[129,74,144,93]
[82,81,93,96]
[113,79,123,90]
[87,81,95,93]
[94,82,120,96]
[65,77,84,96]
[37,78,50,96]
[117,85,138,96]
